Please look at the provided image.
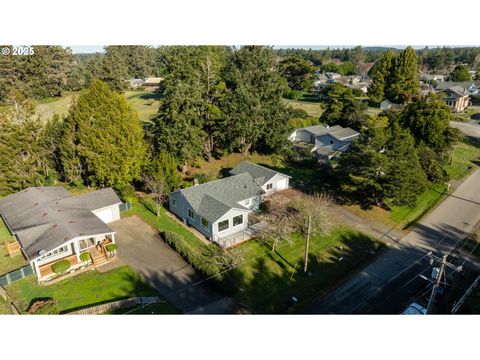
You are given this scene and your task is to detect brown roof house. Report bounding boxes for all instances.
[0,187,122,281]
[443,86,470,113]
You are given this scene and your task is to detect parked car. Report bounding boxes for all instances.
[402,303,427,315]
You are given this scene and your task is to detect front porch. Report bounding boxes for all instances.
[213,222,265,249]
[38,237,114,281]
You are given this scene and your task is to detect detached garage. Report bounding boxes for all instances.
[230,161,291,195]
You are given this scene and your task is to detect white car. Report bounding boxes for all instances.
[402,303,427,315]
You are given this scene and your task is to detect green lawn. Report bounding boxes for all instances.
[124,91,161,122]
[390,183,448,228]
[222,227,382,313]
[0,217,27,275]
[35,92,77,120]
[129,200,381,313]
[0,297,12,314]
[445,141,480,180]
[33,90,160,123]
[5,266,172,313]
[283,99,323,118]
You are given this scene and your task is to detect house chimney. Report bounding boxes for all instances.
[193,178,199,186]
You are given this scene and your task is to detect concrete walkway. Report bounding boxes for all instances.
[110,216,233,313]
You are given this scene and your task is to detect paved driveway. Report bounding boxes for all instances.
[110,216,232,313]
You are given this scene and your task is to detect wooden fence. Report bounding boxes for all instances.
[4,240,20,256]
[0,284,20,314]
[63,296,161,315]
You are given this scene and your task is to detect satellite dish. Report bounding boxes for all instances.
[38,249,47,256]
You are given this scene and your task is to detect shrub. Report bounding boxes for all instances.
[145,99,154,106]
[79,252,91,262]
[117,184,137,204]
[106,244,118,253]
[291,108,309,119]
[51,259,71,274]
[27,298,59,315]
[284,89,304,100]
[162,231,219,278]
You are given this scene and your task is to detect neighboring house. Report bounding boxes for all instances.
[420,73,446,83]
[326,72,341,80]
[435,81,480,95]
[289,124,360,161]
[143,77,163,91]
[346,83,369,94]
[379,99,405,112]
[0,187,122,281]
[168,163,290,247]
[230,161,291,196]
[128,78,145,89]
[442,86,470,113]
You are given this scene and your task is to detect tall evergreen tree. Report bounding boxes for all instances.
[367,50,394,105]
[59,80,147,187]
[386,47,419,103]
[101,46,130,91]
[147,151,182,192]
[223,46,291,154]
[449,64,472,81]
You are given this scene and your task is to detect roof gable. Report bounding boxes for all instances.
[229,161,291,186]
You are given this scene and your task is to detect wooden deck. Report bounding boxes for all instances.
[39,254,80,278]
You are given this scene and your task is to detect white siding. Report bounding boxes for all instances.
[92,204,121,223]
[262,174,290,195]
[213,208,250,240]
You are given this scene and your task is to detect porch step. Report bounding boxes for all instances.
[89,250,109,267]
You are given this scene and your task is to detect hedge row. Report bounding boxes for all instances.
[162,231,219,279]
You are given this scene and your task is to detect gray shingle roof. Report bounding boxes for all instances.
[444,86,469,97]
[172,173,264,223]
[229,161,291,186]
[0,187,121,260]
[295,124,359,141]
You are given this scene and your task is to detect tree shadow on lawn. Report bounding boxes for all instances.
[223,232,381,314]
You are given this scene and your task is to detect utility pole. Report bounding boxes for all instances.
[304,214,311,273]
[426,253,462,314]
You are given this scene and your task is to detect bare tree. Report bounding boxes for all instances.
[292,193,334,272]
[142,173,166,217]
[205,244,248,271]
[258,193,298,252]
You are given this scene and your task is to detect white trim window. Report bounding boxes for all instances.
[201,217,209,229]
[218,219,229,232]
[188,209,195,220]
[266,183,273,190]
[38,245,69,261]
[233,214,243,227]
[172,198,176,207]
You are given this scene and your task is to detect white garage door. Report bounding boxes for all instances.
[93,207,114,223]
[277,178,288,190]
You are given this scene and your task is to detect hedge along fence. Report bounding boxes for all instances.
[162,231,220,279]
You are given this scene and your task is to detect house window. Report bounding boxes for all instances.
[172,198,176,207]
[201,217,209,229]
[218,219,229,232]
[329,140,334,145]
[244,199,250,206]
[266,183,273,190]
[188,209,195,219]
[233,214,243,227]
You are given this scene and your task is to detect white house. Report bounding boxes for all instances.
[168,162,290,248]
[0,187,122,281]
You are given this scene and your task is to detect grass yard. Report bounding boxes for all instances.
[283,99,323,118]
[5,266,174,314]
[35,92,77,120]
[0,297,12,314]
[124,91,161,122]
[188,152,281,179]
[222,227,383,313]
[130,199,381,313]
[0,217,28,275]
[445,140,480,180]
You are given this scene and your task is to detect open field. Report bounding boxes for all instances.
[33,91,160,123]
[283,99,323,118]
[5,266,176,313]
[35,92,77,120]
[123,91,161,122]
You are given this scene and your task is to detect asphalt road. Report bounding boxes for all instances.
[306,121,480,314]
